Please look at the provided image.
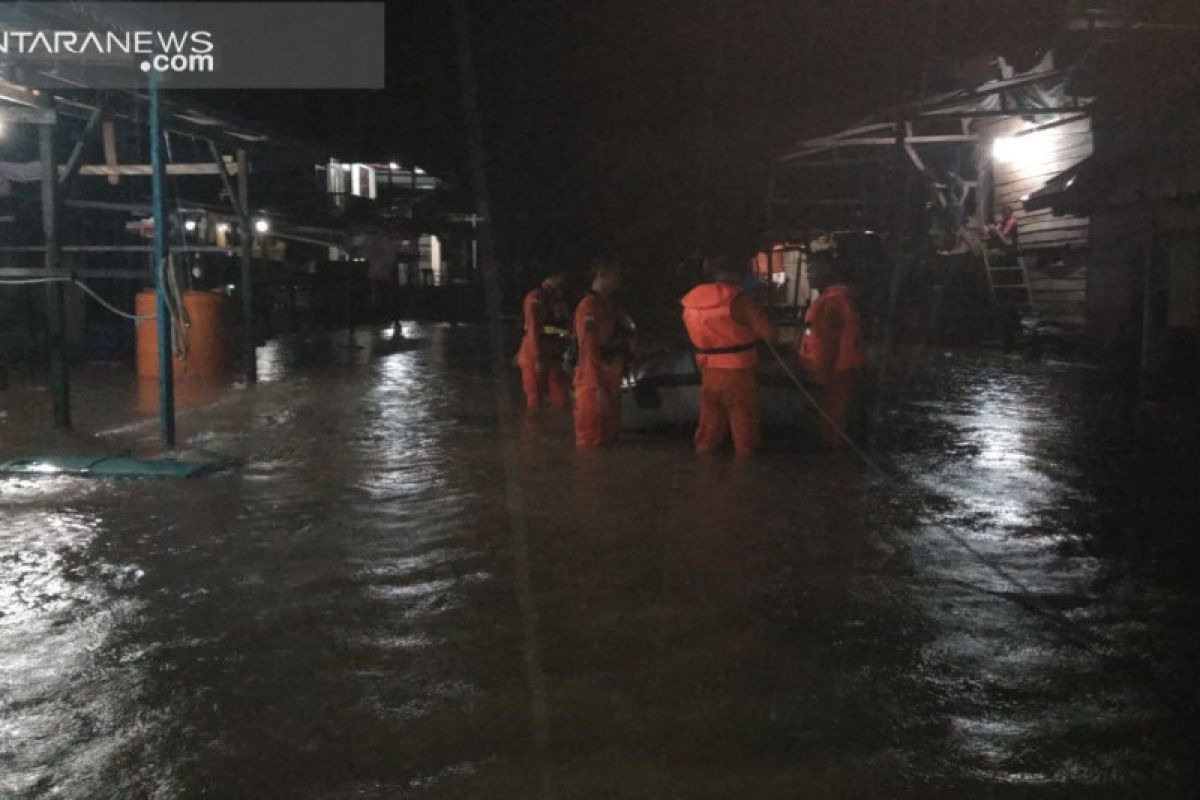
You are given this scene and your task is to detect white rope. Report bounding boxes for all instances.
[768,338,1082,595]
[72,279,156,321]
[0,276,69,286]
[766,341,876,463]
[0,275,155,320]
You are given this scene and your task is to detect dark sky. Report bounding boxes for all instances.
[228,0,1067,266]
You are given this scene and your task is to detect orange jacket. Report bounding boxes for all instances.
[518,282,570,363]
[681,283,775,370]
[798,285,864,385]
[574,291,624,388]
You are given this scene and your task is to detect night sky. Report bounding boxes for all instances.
[226,0,1067,268]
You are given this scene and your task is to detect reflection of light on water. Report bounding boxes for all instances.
[255,340,285,383]
[906,372,1123,787]
[0,509,146,795]
[973,392,1031,469]
[379,349,415,383]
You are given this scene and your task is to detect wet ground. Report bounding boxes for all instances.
[2,323,1198,798]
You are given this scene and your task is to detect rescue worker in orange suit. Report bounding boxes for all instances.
[681,254,778,456]
[797,251,865,449]
[516,271,571,409]
[572,260,631,447]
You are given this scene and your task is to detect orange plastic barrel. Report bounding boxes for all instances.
[135,289,233,378]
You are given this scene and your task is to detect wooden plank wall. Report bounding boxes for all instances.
[976,115,1094,327]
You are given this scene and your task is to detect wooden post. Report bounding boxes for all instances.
[38,94,70,429]
[454,2,551,796]
[867,120,915,450]
[764,167,775,311]
[102,120,121,186]
[1140,216,1158,395]
[236,148,256,384]
[149,75,175,447]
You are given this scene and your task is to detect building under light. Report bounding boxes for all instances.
[772,49,1094,334]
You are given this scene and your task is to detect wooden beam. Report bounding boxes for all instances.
[64,198,212,214]
[918,107,1088,120]
[58,100,107,189]
[807,134,978,147]
[1007,113,1091,138]
[903,123,926,172]
[0,161,240,181]
[0,106,56,125]
[0,78,38,108]
[102,120,120,186]
[793,122,896,149]
[75,161,239,177]
[0,267,151,279]
[782,133,978,162]
[782,157,894,169]
[209,140,246,218]
[0,245,240,254]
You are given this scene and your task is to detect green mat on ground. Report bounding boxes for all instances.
[0,455,232,479]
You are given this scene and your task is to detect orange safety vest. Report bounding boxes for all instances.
[525,285,570,339]
[681,283,759,370]
[799,285,864,380]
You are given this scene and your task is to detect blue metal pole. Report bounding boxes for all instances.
[150,73,175,447]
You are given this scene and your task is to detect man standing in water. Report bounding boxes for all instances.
[516,271,571,409]
[572,260,629,447]
[681,252,778,456]
[797,251,864,449]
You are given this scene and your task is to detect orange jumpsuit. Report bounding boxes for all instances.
[572,291,626,447]
[516,283,571,409]
[797,284,864,449]
[681,284,777,456]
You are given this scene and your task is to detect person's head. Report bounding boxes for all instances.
[806,250,840,291]
[702,250,752,286]
[542,270,568,291]
[999,204,1014,221]
[590,258,623,295]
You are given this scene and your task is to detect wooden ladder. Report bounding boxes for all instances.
[980,244,1036,316]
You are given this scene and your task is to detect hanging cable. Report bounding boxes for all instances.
[0,277,66,286]
[163,253,191,360]
[160,129,199,363]
[0,275,155,320]
[73,278,156,321]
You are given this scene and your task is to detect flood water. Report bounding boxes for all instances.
[2,323,1198,797]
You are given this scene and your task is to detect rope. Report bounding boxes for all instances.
[765,339,1196,714]
[0,275,155,320]
[0,277,66,285]
[72,279,155,321]
[163,254,190,359]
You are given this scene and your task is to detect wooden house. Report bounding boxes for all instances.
[772,53,1094,335]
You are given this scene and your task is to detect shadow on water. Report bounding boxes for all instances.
[1,326,1197,797]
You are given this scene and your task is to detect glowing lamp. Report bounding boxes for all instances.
[992,128,1049,168]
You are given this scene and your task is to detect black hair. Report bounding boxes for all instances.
[702,252,750,281]
[807,250,837,270]
[590,257,622,280]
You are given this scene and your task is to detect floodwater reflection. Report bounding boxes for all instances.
[0,327,1196,797]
